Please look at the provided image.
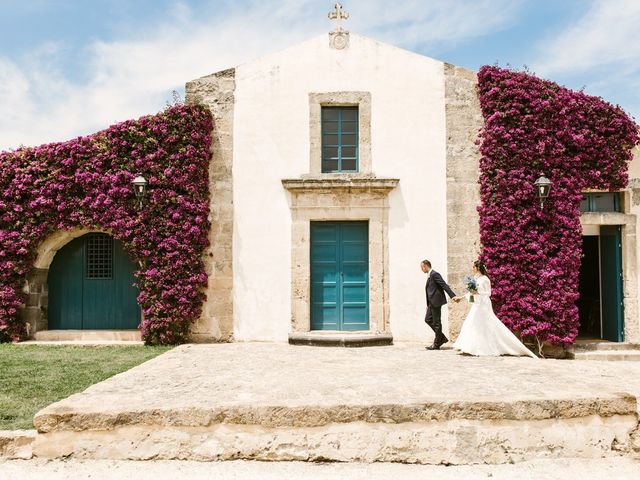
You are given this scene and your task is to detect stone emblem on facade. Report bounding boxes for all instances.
[328,2,349,50]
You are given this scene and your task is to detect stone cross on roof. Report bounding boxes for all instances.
[328,3,349,31]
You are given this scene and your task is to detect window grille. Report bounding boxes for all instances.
[86,234,113,279]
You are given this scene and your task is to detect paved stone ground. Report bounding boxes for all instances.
[29,343,640,463]
[1,458,639,480]
[35,342,640,419]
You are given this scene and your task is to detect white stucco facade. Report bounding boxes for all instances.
[230,34,449,342]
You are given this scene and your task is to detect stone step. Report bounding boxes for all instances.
[32,330,141,342]
[288,331,393,347]
[571,342,640,352]
[31,396,640,464]
[0,430,36,460]
[572,350,640,361]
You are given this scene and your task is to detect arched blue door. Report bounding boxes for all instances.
[48,233,140,329]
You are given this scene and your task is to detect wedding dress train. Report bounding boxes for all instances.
[454,275,537,358]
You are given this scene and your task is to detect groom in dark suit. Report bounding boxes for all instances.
[421,259,457,350]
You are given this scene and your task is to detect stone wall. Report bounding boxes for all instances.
[185,69,236,342]
[231,34,448,341]
[18,268,48,336]
[19,229,97,337]
[444,64,483,340]
[624,145,640,343]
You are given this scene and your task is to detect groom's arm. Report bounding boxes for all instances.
[432,272,456,298]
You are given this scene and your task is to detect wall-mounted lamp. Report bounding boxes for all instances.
[132,175,148,208]
[534,174,551,210]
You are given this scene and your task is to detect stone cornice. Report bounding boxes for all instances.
[580,212,636,226]
[282,176,399,193]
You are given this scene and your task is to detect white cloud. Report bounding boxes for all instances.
[350,0,523,48]
[532,0,640,120]
[0,59,32,125]
[535,0,640,76]
[0,0,523,150]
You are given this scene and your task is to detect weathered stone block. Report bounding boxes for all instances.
[0,430,36,459]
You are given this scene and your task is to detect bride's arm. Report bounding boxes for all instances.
[476,277,491,297]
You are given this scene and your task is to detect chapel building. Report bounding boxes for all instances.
[183,19,640,346]
[23,9,640,348]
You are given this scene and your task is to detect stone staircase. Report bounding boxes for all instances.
[569,341,640,361]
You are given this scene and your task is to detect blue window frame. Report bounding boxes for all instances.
[580,192,621,213]
[321,107,359,173]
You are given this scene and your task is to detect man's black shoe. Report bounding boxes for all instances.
[426,344,440,350]
[437,335,449,346]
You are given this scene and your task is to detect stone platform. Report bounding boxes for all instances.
[31,343,640,464]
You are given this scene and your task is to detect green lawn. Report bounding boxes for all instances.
[0,344,172,430]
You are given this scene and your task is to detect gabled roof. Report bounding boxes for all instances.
[190,32,454,83]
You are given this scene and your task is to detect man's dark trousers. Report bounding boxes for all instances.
[425,305,446,344]
[425,270,456,346]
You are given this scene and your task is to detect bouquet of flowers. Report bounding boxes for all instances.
[464,275,478,303]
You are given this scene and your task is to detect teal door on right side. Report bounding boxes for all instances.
[310,221,369,331]
[600,225,624,342]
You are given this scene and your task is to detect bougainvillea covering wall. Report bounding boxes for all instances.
[477,66,639,346]
[0,104,212,344]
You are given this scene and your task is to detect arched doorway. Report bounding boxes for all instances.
[48,233,140,329]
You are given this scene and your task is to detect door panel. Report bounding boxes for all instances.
[312,306,340,330]
[313,264,338,282]
[83,234,115,329]
[311,244,338,261]
[343,285,367,303]
[342,264,367,282]
[311,223,339,330]
[600,225,624,342]
[312,285,338,303]
[342,244,367,261]
[48,237,84,329]
[340,222,368,329]
[82,277,115,329]
[112,240,140,329]
[342,305,368,329]
[310,222,369,330]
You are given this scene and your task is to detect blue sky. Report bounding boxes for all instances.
[1,0,638,150]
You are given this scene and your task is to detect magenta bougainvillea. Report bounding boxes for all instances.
[0,104,212,344]
[477,66,639,346]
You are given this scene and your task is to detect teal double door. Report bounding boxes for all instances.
[48,233,140,330]
[311,221,369,330]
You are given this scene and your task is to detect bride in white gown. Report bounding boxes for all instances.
[453,261,537,358]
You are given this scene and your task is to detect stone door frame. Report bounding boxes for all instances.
[580,211,638,343]
[20,228,143,337]
[282,177,398,335]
